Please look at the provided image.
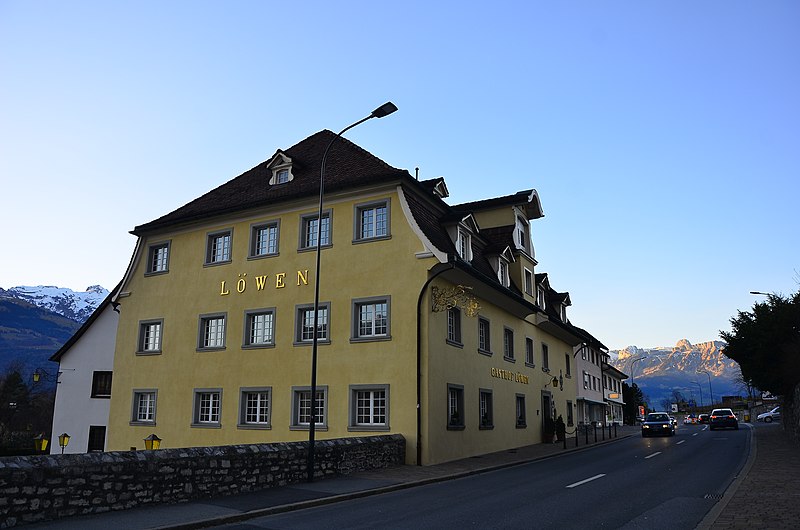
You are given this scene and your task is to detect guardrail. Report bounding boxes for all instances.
[559,422,622,450]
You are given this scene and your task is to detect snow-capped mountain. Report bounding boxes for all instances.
[0,285,108,322]
[609,339,742,407]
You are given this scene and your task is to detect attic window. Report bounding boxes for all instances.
[267,153,295,186]
[536,287,546,310]
[497,258,510,287]
[515,216,531,254]
[457,228,471,262]
[560,304,568,322]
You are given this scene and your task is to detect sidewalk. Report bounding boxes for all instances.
[702,421,800,529]
[26,423,798,529]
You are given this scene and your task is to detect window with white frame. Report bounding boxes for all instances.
[355,201,389,241]
[243,309,275,347]
[525,337,535,366]
[446,307,462,345]
[192,389,222,427]
[524,268,534,295]
[516,394,526,427]
[350,385,389,430]
[275,168,290,184]
[250,221,279,257]
[295,303,329,344]
[447,384,464,429]
[503,327,514,360]
[137,319,163,354]
[352,297,389,340]
[131,390,157,424]
[239,387,271,428]
[479,389,493,429]
[146,242,170,275]
[542,343,550,371]
[515,215,530,253]
[300,211,331,249]
[498,259,509,287]
[205,230,232,264]
[456,228,471,261]
[560,304,568,322]
[478,317,491,353]
[198,314,226,350]
[536,287,546,310]
[291,387,327,428]
[583,371,590,389]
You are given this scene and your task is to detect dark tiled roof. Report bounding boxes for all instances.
[479,225,515,254]
[453,190,533,212]
[133,130,410,234]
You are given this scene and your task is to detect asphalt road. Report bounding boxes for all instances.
[214,424,751,530]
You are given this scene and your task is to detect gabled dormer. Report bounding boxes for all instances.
[490,246,515,288]
[266,151,295,186]
[446,214,479,263]
[535,273,550,310]
[558,293,572,323]
[431,177,449,199]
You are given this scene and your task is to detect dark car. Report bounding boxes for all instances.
[709,408,738,430]
[641,412,675,437]
[698,413,709,424]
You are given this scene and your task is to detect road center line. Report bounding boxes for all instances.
[566,474,606,488]
[676,440,685,445]
[645,452,662,459]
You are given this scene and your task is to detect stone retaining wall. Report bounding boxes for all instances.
[0,434,405,527]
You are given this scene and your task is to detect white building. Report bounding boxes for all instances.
[49,289,118,453]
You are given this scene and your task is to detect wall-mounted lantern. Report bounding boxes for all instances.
[144,434,162,450]
[33,433,49,453]
[57,433,70,454]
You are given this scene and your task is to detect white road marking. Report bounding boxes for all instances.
[693,433,699,436]
[566,474,606,488]
[677,440,685,445]
[645,452,662,459]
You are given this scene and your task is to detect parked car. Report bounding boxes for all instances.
[684,414,697,424]
[641,412,676,437]
[709,408,738,430]
[698,413,709,424]
[757,406,781,423]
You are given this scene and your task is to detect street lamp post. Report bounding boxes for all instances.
[690,381,704,408]
[629,355,647,384]
[307,102,398,483]
[697,370,713,407]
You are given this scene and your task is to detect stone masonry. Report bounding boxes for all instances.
[0,434,405,528]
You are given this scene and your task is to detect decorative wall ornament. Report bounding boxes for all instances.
[431,285,481,317]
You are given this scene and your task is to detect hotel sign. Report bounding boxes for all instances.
[490,367,529,385]
[219,270,309,295]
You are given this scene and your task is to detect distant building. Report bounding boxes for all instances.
[49,287,119,453]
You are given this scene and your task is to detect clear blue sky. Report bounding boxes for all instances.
[2,1,798,350]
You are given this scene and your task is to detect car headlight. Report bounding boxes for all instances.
[642,425,650,429]
[662,424,669,428]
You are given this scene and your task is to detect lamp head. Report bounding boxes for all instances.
[371,102,398,118]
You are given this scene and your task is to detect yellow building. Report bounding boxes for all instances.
[107,130,589,465]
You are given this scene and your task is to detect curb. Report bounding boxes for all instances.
[694,423,756,530]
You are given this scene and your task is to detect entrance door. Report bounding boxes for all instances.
[541,393,553,426]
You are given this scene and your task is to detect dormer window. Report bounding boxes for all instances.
[267,152,295,186]
[497,259,509,287]
[457,228,471,261]
[514,215,531,254]
[560,304,568,322]
[536,287,546,310]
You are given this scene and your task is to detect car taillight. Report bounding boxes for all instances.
[711,415,718,419]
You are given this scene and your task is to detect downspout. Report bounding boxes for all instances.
[416,260,455,466]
